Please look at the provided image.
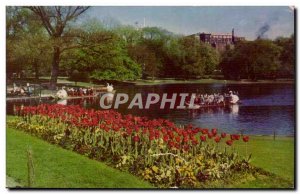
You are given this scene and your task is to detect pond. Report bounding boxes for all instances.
[7,83,295,136]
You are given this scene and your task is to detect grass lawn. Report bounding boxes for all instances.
[229,136,294,182]
[6,125,154,188]
[46,77,103,88]
[21,76,294,87]
[124,78,294,86]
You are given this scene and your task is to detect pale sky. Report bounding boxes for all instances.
[86,6,294,40]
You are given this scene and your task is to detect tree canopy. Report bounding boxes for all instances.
[220,39,284,80]
[6,6,295,85]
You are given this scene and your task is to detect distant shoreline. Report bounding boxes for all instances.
[7,77,295,87]
[123,78,295,86]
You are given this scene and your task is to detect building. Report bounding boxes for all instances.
[192,29,245,52]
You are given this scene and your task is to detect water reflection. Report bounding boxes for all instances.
[186,104,239,118]
[231,104,239,115]
[57,99,67,105]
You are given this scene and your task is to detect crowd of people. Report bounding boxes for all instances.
[186,91,239,107]
[65,87,95,97]
[8,83,34,96]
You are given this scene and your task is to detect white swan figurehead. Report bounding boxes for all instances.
[229,91,239,104]
[106,83,114,92]
[56,87,68,99]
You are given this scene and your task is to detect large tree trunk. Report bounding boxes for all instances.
[49,46,60,89]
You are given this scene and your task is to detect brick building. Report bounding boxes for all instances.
[192,29,245,52]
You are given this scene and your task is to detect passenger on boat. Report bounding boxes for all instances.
[27,84,33,96]
[83,88,87,95]
[20,87,26,96]
[65,87,96,97]
[185,91,239,108]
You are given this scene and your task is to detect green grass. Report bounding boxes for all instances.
[197,135,294,188]
[124,78,294,86]
[6,125,154,188]
[55,78,102,88]
[19,76,294,87]
[231,136,294,182]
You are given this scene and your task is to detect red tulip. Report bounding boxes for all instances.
[201,129,209,134]
[183,145,189,151]
[243,136,250,142]
[230,134,240,140]
[155,130,160,139]
[200,135,206,142]
[134,126,140,133]
[230,134,235,140]
[192,139,199,145]
[133,135,140,142]
[221,132,226,138]
[214,136,221,143]
[211,128,217,136]
[163,135,169,142]
[149,135,155,141]
[226,140,233,146]
[183,136,189,143]
[168,141,175,148]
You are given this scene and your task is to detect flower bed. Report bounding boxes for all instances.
[11,104,252,188]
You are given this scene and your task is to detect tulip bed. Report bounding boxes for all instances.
[11,104,254,188]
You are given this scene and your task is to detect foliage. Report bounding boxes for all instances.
[62,30,142,81]
[274,35,295,78]
[128,40,164,79]
[11,104,255,188]
[127,27,175,79]
[220,39,282,80]
[28,6,90,88]
[6,6,294,83]
[69,70,89,83]
[179,36,220,78]
[6,7,51,78]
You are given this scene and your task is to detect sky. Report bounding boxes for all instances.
[86,6,294,40]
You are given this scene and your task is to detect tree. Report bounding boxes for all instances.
[220,47,243,80]
[142,27,172,40]
[179,36,219,78]
[274,35,295,78]
[161,36,183,78]
[114,25,142,46]
[128,43,159,79]
[220,40,282,80]
[62,30,142,81]
[14,32,51,79]
[6,7,51,79]
[28,6,90,89]
[7,7,30,78]
[127,27,173,79]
